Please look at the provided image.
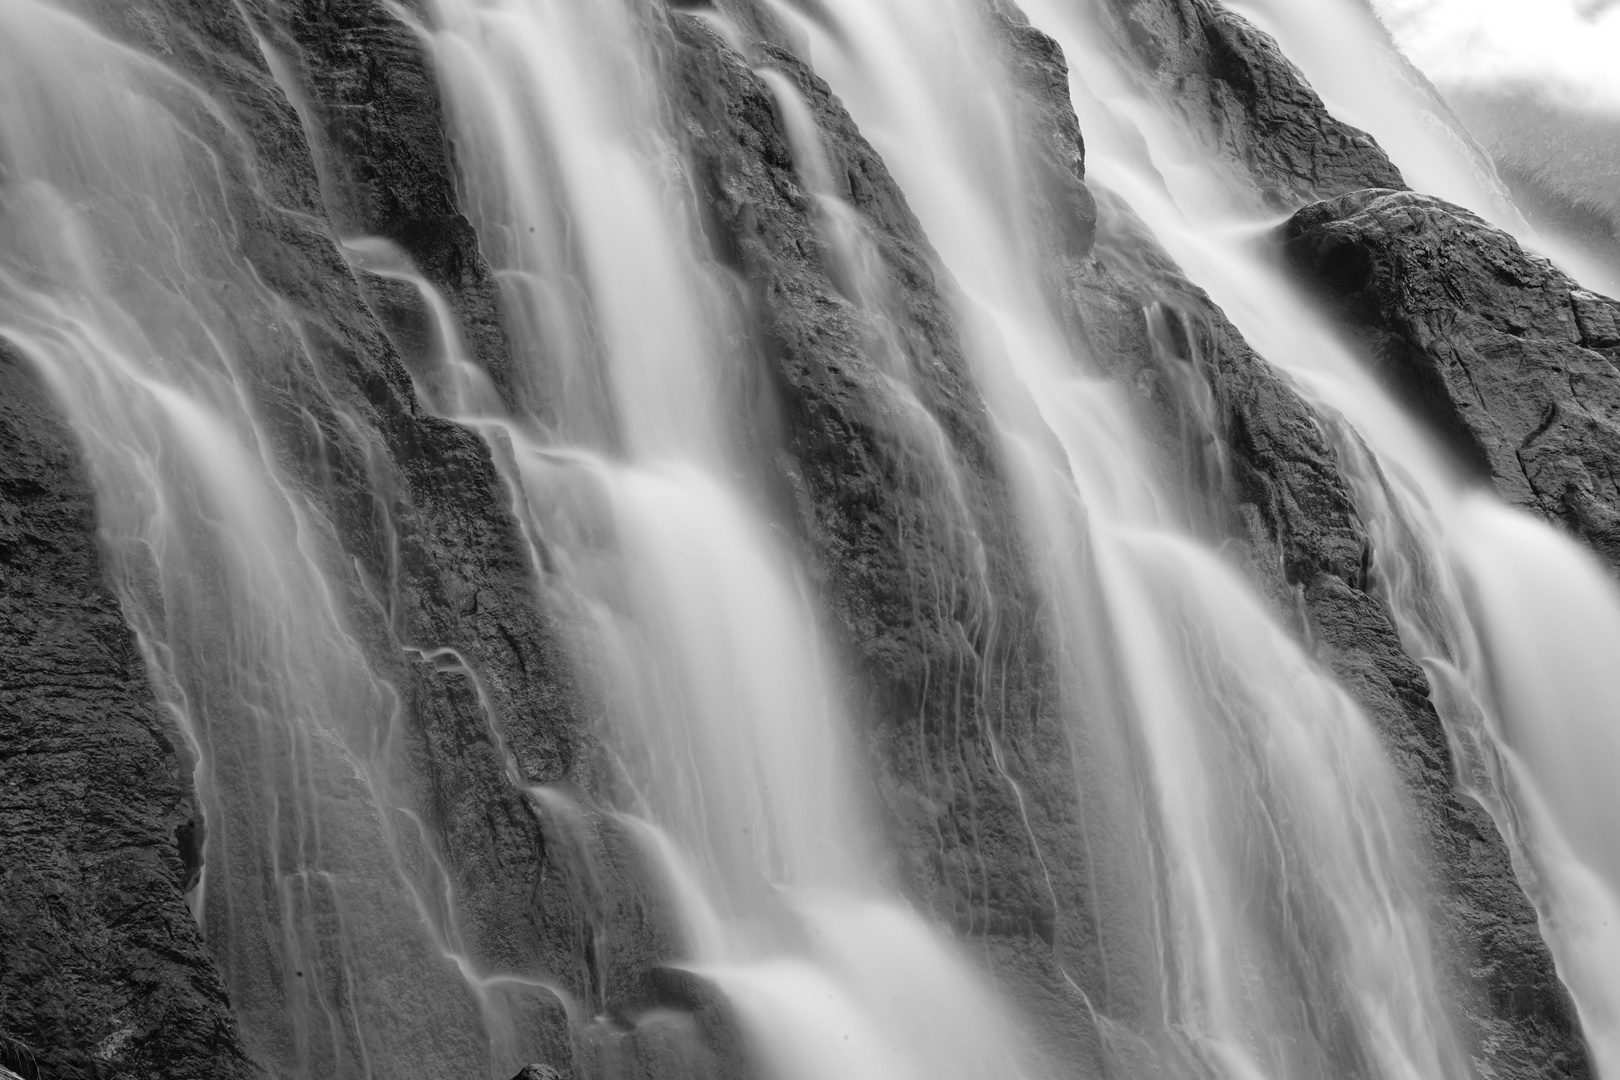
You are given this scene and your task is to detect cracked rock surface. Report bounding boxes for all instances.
[1285,188,1620,570]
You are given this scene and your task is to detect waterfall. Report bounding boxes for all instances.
[0,0,1614,1078]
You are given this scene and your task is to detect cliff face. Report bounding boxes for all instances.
[667,20,1119,1072]
[1279,190,1620,1078]
[0,1,1604,1080]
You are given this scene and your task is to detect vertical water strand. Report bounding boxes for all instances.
[0,5,519,1076]
[407,0,860,905]
[407,0,723,457]
[770,0,1472,1076]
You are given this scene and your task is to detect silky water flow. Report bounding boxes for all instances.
[1,0,1615,1078]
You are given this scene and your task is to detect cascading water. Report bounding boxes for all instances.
[3,0,1616,1078]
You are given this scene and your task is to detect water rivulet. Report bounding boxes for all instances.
[0,1,1607,1079]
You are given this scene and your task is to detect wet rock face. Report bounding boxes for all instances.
[242,0,519,401]
[1101,0,1405,208]
[0,346,257,1079]
[513,1066,565,1080]
[1285,189,1620,570]
[1277,189,1613,1078]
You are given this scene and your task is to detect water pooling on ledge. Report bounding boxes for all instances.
[0,0,1612,1078]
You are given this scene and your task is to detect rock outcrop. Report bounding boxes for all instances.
[3,1,607,1077]
[1285,189,1620,570]
[1096,0,1405,210]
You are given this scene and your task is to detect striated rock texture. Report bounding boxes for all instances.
[996,5,1101,259]
[0,345,257,1078]
[1284,189,1620,570]
[1095,0,1405,210]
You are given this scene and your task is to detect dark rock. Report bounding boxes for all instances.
[1046,7,1588,1074]
[1284,189,1620,570]
[246,4,736,1073]
[0,345,257,1079]
[1097,0,1405,209]
[2,0,600,1075]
